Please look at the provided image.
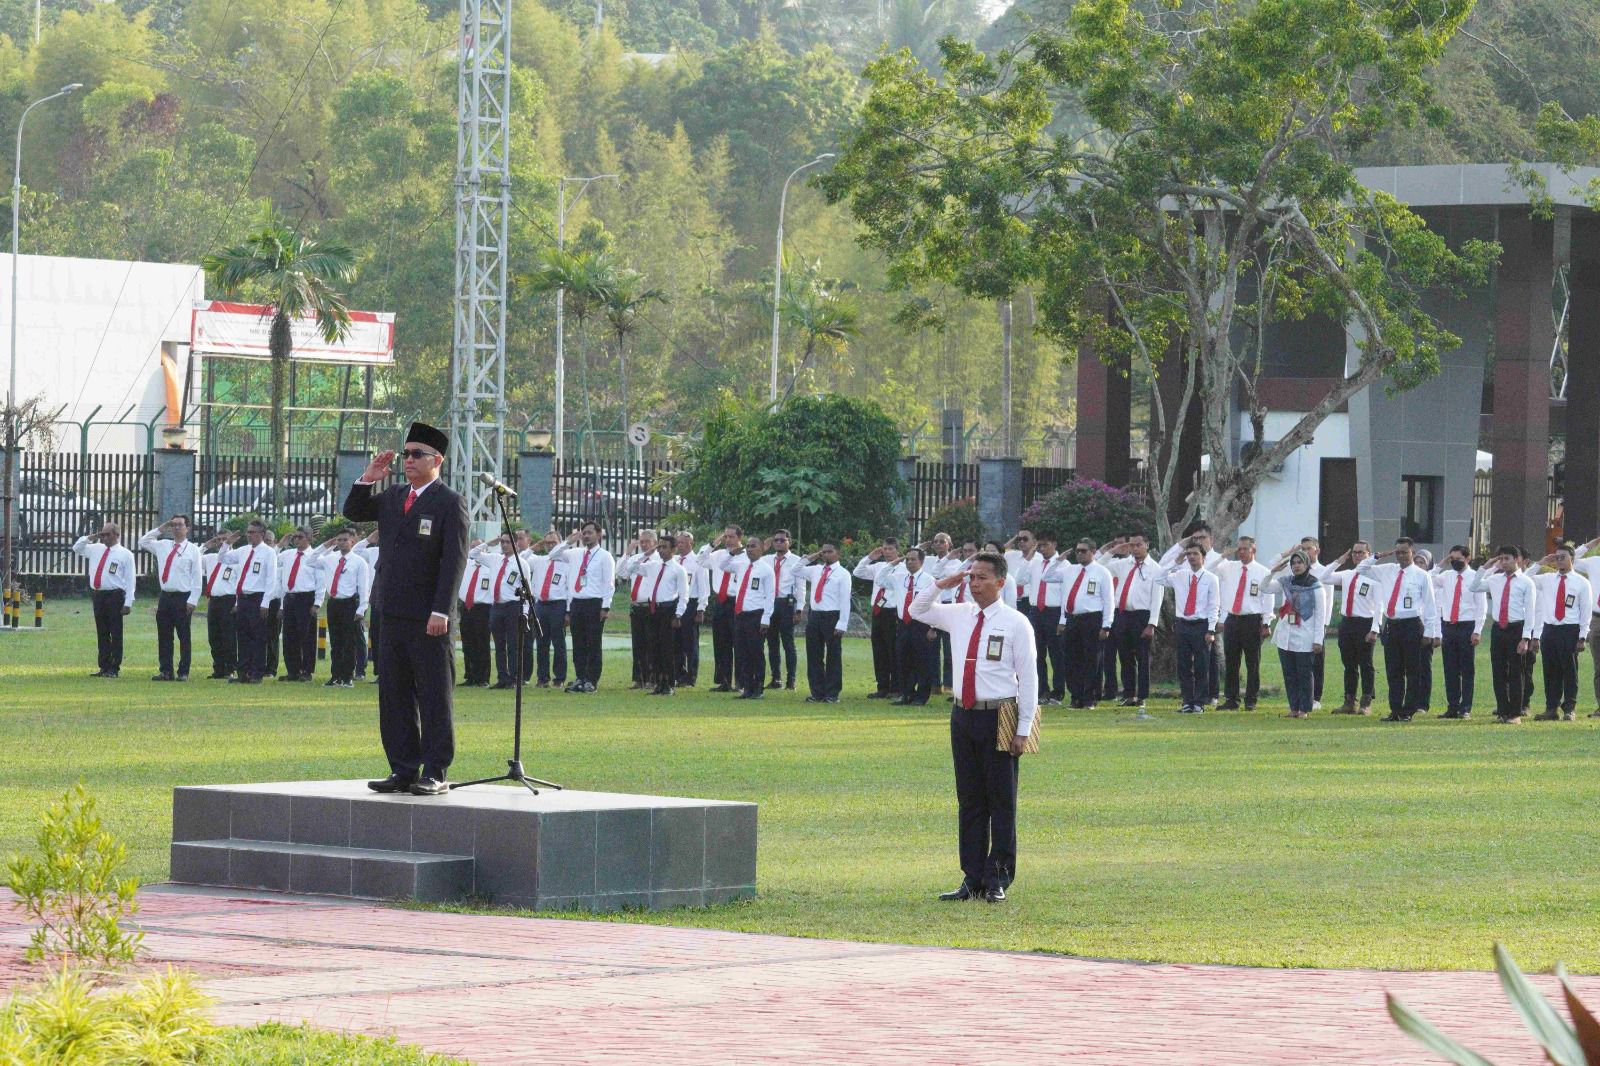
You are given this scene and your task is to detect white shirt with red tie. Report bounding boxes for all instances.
[1160,563,1220,630]
[1355,558,1442,637]
[1055,560,1115,629]
[72,535,137,608]
[637,555,691,617]
[1213,559,1274,617]
[272,545,327,608]
[1530,570,1593,640]
[459,556,493,609]
[316,549,371,616]
[909,578,1039,736]
[1317,562,1382,621]
[219,540,278,598]
[137,527,203,606]
[853,557,903,617]
[550,542,616,607]
[1430,564,1487,635]
[1469,566,1536,639]
[1103,555,1164,619]
[797,561,850,632]
[715,552,777,623]
[524,551,573,605]
[201,550,240,599]
[618,550,661,606]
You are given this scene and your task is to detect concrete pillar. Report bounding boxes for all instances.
[518,450,553,533]
[1075,336,1131,487]
[896,456,919,533]
[1491,210,1560,554]
[941,409,964,465]
[336,451,368,504]
[978,457,1023,539]
[1563,215,1600,540]
[154,447,196,523]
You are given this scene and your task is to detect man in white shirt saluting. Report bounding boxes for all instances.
[137,515,202,681]
[73,522,137,678]
[912,550,1037,905]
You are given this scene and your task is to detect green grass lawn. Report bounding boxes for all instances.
[4,600,1599,973]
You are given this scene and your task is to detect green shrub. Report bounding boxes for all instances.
[921,497,986,547]
[208,1023,471,1065]
[0,966,216,1064]
[5,784,142,967]
[1018,478,1158,545]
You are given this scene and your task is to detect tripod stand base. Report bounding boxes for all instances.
[450,759,562,794]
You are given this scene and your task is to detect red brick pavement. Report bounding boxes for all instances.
[2,887,1593,1064]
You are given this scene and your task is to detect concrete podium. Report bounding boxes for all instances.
[170,781,757,911]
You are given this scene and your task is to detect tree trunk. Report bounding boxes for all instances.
[269,311,292,523]
[617,333,630,454]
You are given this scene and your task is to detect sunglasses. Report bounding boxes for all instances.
[400,448,439,460]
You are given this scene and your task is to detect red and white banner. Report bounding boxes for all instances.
[190,301,395,364]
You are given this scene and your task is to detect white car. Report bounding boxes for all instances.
[193,478,336,538]
[17,474,104,544]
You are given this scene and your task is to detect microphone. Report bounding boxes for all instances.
[477,472,518,498]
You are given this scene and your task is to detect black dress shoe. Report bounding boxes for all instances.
[710,684,733,693]
[492,680,515,689]
[206,672,229,679]
[938,883,980,901]
[409,777,449,796]
[367,773,415,793]
[89,670,107,677]
[1380,713,1411,722]
[324,679,340,687]
[804,695,822,703]
[867,691,887,699]
[151,672,174,681]
[985,885,1007,904]
[785,681,795,690]
[175,674,189,682]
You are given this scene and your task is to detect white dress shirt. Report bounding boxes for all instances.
[704,546,738,606]
[929,552,963,603]
[318,549,371,615]
[634,555,690,617]
[1105,555,1165,617]
[797,561,850,631]
[1266,578,1327,652]
[137,528,203,606]
[219,540,277,598]
[1056,560,1114,629]
[1161,564,1220,629]
[910,580,1039,736]
[1318,563,1383,621]
[73,536,137,608]
[1356,558,1441,633]
[275,546,325,605]
[1469,567,1536,638]
[618,550,659,605]
[1008,550,1043,604]
[554,543,615,605]
[717,553,777,623]
[1214,559,1274,616]
[895,566,936,623]
[459,557,493,608]
[767,552,802,600]
[678,551,708,603]
[1029,552,1067,609]
[854,557,902,615]
[524,552,572,603]
[1530,570,1593,639]
[1574,555,1600,616]
[202,550,240,598]
[1431,565,1488,633]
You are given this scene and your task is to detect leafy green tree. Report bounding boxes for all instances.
[203,218,357,513]
[823,0,1499,545]
[779,261,859,399]
[603,269,668,442]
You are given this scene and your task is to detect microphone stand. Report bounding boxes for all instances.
[450,486,562,795]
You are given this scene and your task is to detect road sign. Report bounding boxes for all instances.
[627,422,650,448]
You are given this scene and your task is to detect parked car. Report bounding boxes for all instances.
[193,478,336,539]
[16,474,104,545]
[552,467,685,529]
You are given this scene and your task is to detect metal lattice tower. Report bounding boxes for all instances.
[448,0,511,535]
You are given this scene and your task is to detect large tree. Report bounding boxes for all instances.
[823,0,1499,546]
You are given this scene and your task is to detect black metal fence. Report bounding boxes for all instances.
[549,459,684,555]
[1468,470,1563,556]
[1022,465,1076,512]
[192,454,340,540]
[13,452,158,577]
[903,461,980,545]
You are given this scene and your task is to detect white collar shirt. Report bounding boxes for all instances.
[1432,566,1488,633]
[277,546,324,599]
[853,557,903,614]
[1356,558,1441,630]
[1029,553,1067,608]
[1318,563,1384,621]
[637,556,690,616]
[1574,556,1600,615]
[352,541,379,566]
[703,546,739,605]
[73,536,137,608]
[929,553,963,602]
[1161,564,1220,629]
[620,551,661,605]
[909,580,1039,736]
[897,567,933,622]
[524,552,572,603]
[222,541,277,597]
[768,552,801,598]
[1009,551,1042,602]
[317,550,370,614]
[1105,555,1164,616]
[460,556,492,606]
[202,550,240,598]
[138,528,203,605]
[677,551,708,602]
[553,543,615,603]
[717,553,776,622]
[1214,559,1274,616]
[798,562,850,629]
[1057,560,1114,628]
[1468,567,1536,638]
[1530,570,1591,640]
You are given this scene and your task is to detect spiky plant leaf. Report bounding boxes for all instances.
[1386,993,1498,1066]
[1495,944,1587,1066]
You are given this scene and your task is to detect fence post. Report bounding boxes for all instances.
[518,449,553,532]
[896,455,918,533]
[978,457,1023,540]
[154,446,196,523]
[336,451,368,507]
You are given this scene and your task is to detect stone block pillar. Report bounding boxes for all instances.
[154,447,196,524]
[336,451,368,512]
[518,450,553,533]
[978,457,1023,540]
[1075,338,1131,487]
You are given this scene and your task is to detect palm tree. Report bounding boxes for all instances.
[780,268,859,399]
[203,219,356,516]
[522,248,618,463]
[602,270,668,451]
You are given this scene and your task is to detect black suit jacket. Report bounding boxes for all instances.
[343,479,470,621]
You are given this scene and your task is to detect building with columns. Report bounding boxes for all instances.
[1073,163,1600,559]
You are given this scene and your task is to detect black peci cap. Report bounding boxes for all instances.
[405,422,449,456]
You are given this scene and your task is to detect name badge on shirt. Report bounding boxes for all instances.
[986,634,1005,660]
[479,577,490,591]
[1086,581,1097,595]
[221,566,234,581]
[751,577,762,590]
[551,573,563,585]
[1250,582,1260,595]
[1403,596,1412,610]
[1567,594,1577,609]
[108,562,118,575]
[419,518,433,537]
[250,561,261,575]
[1358,582,1370,597]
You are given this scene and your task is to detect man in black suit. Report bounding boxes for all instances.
[342,422,471,796]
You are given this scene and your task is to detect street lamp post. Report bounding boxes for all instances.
[553,173,616,464]
[769,153,834,405]
[3,82,81,593]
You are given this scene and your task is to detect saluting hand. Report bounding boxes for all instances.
[932,571,965,591]
[362,450,396,483]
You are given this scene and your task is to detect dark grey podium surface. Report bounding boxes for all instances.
[170,781,757,911]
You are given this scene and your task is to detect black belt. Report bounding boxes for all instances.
[959,698,1012,711]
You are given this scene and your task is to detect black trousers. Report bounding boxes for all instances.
[1029,605,1064,698]
[677,597,700,684]
[1382,616,1426,715]
[870,607,899,694]
[1207,634,1222,702]
[1419,642,1435,711]
[711,597,735,687]
[377,612,455,779]
[646,606,677,690]
[155,590,192,676]
[950,704,1019,891]
[1061,612,1102,706]
[1113,609,1151,701]
[569,598,605,685]
[766,598,797,684]
[533,600,568,684]
[1523,644,1538,710]
[1222,613,1264,706]
[734,609,767,696]
[1337,616,1376,705]
[1541,623,1581,714]
[281,591,316,679]
[629,603,649,684]
[1175,618,1209,707]
[490,602,523,684]
[1312,644,1325,702]
[459,602,492,685]
[205,595,236,676]
[234,592,267,680]
[327,596,360,682]
[896,617,935,704]
[366,611,380,678]
[1489,623,1527,717]
[805,611,843,699]
[91,588,125,673]
[1099,629,1118,701]
[1440,620,1476,713]
[264,600,281,678]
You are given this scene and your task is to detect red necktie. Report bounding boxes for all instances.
[774,556,784,595]
[404,488,418,514]
[1183,573,1197,615]
[649,562,665,612]
[538,560,555,600]
[1556,574,1567,622]
[494,556,510,602]
[241,547,256,592]
[1449,574,1462,624]
[903,573,915,621]
[736,563,753,612]
[465,564,482,609]
[1036,561,1048,606]
[330,557,346,599]
[1386,570,1403,618]
[576,549,592,591]
[814,565,830,604]
[631,567,645,603]
[1065,568,1086,614]
[1345,574,1356,617]
[1231,567,1248,615]
[873,586,886,613]
[718,571,731,602]
[962,609,985,710]
[1118,564,1134,610]
[1497,575,1509,627]
[92,548,109,589]
[163,542,181,584]
[205,557,223,596]
[287,550,303,591]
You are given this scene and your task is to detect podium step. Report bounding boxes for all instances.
[171,838,474,902]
